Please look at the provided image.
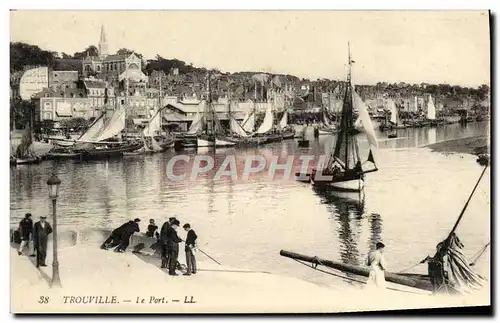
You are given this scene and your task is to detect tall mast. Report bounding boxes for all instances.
[253,80,257,132]
[345,42,353,169]
[158,73,162,108]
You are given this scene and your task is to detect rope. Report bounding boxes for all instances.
[448,165,488,237]
[469,242,490,266]
[397,242,490,273]
[397,261,423,274]
[292,258,427,295]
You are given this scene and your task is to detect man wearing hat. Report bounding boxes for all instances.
[114,218,141,253]
[159,217,177,268]
[166,219,183,275]
[365,242,387,289]
[33,215,53,268]
[17,213,34,256]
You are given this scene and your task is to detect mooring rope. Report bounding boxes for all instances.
[469,242,490,266]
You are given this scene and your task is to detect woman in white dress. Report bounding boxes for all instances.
[365,242,387,289]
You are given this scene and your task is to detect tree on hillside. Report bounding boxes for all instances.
[10,42,55,72]
[73,45,99,59]
[10,98,35,130]
[116,48,143,59]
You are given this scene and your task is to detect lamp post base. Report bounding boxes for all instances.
[51,261,62,288]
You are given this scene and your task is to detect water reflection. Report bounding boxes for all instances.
[368,213,383,250]
[313,188,365,266]
[428,127,437,145]
[9,122,490,286]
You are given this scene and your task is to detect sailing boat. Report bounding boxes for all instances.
[387,98,406,130]
[426,94,437,126]
[305,44,379,192]
[318,102,337,135]
[47,105,142,160]
[196,75,236,148]
[10,122,42,166]
[278,108,295,139]
[226,97,262,146]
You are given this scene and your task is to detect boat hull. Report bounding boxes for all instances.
[310,169,365,192]
[282,130,296,140]
[318,129,335,135]
[77,142,143,160]
[197,138,215,147]
[10,156,42,166]
[314,178,364,192]
[46,152,82,160]
[215,137,236,147]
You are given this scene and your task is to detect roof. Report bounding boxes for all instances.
[84,80,107,89]
[103,54,129,62]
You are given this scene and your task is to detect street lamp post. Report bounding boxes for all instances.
[46,174,62,287]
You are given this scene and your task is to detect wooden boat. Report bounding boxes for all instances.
[280,250,434,291]
[297,139,310,147]
[46,149,83,160]
[304,45,378,192]
[76,142,143,160]
[10,155,42,166]
[281,129,296,140]
[388,131,397,139]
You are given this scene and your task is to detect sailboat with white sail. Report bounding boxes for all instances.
[302,44,379,192]
[387,98,406,130]
[196,76,237,148]
[426,94,437,126]
[10,122,42,166]
[318,103,337,135]
[47,105,143,160]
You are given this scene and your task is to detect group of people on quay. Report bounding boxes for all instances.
[13,212,198,277]
[100,216,198,276]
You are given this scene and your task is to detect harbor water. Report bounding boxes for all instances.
[10,122,490,289]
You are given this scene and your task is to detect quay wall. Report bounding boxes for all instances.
[10,227,160,255]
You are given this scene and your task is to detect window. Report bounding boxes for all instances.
[97,65,101,72]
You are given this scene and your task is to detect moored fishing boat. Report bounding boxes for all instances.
[425,94,437,126]
[299,44,378,192]
[77,141,143,160]
[46,148,83,160]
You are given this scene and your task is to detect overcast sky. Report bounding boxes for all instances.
[10,10,490,87]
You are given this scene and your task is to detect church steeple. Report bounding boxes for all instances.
[98,24,108,58]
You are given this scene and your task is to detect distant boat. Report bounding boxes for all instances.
[387,98,406,130]
[305,44,379,192]
[426,94,437,126]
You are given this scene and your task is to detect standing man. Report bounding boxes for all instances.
[33,216,53,268]
[167,219,183,276]
[365,242,387,289]
[18,213,34,257]
[114,218,141,253]
[159,217,176,269]
[183,223,198,276]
